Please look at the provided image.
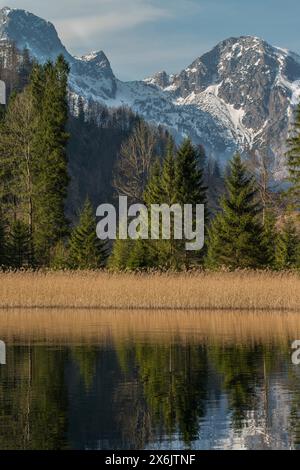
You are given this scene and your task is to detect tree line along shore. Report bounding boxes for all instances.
[0,49,299,272]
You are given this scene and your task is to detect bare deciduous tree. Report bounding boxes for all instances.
[245,149,278,223]
[113,121,159,203]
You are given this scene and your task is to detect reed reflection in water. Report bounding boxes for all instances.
[0,309,300,450]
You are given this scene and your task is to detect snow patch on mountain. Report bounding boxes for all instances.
[1,8,300,174]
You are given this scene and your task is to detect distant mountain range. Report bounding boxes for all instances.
[1,6,300,176]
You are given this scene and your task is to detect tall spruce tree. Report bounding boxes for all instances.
[143,142,179,268]
[143,158,163,205]
[7,220,32,268]
[31,56,70,265]
[275,218,300,269]
[286,103,300,212]
[175,139,207,209]
[174,138,207,267]
[144,138,207,269]
[69,199,108,269]
[109,137,207,271]
[206,154,263,269]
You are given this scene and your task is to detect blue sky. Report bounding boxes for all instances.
[1,0,300,80]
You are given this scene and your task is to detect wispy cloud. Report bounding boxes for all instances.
[54,1,171,43]
[1,0,300,80]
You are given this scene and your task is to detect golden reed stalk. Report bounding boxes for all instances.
[0,270,299,311]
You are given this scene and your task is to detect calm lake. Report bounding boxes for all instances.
[0,309,300,450]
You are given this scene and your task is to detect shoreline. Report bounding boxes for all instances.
[0,308,299,344]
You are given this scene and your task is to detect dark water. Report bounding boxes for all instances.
[1,316,300,450]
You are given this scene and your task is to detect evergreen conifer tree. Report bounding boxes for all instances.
[69,199,108,269]
[206,154,263,269]
[7,220,32,268]
[143,158,163,205]
[126,238,151,270]
[175,139,207,208]
[108,237,134,271]
[275,218,300,269]
[128,138,208,270]
[174,138,207,267]
[143,141,179,268]
[31,56,70,264]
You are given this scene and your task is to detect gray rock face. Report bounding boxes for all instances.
[148,36,300,175]
[1,8,300,176]
[71,51,117,100]
[0,6,71,62]
[0,7,117,99]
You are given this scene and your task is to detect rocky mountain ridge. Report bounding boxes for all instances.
[1,6,300,175]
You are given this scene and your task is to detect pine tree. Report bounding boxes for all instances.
[174,138,207,267]
[143,141,179,269]
[286,103,300,212]
[126,238,151,270]
[160,141,177,205]
[69,199,108,269]
[206,154,263,269]
[175,139,207,208]
[0,58,71,266]
[155,142,179,267]
[7,220,32,268]
[134,138,208,270]
[108,237,134,271]
[143,158,163,205]
[275,218,300,269]
[31,56,70,265]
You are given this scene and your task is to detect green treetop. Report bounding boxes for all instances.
[69,199,108,269]
[206,153,263,269]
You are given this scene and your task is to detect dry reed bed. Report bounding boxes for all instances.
[0,309,300,345]
[0,271,299,310]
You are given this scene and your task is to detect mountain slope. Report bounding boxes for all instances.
[1,6,300,175]
[145,36,300,176]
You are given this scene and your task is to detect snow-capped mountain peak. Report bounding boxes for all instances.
[1,7,300,175]
[80,51,106,63]
[0,7,71,62]
[145,35,300,174]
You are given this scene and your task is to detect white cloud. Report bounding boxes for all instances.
[54,1,171,44]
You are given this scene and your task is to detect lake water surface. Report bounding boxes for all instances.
[0,309,300,450]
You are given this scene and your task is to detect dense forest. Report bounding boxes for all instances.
[0,44,299,270]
